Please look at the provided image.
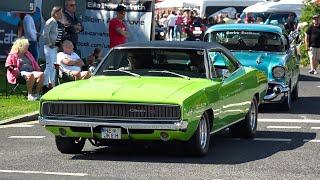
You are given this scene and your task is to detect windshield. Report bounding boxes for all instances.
[207,31,284,52]
[96,48,207,78]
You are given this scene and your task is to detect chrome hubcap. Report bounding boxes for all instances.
[199,116,208,150]
[250,101,256,131]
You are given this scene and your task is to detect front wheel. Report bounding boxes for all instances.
[291,81,299,101]
[229,97,258,139]
[55,136,85,154]
[281,87,292,110]
[188,112,210,156]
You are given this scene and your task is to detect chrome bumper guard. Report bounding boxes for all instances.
[39,117,188,131]
[264,83,289,101]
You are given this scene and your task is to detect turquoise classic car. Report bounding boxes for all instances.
[204,24,300,110]
[39,41,267,156]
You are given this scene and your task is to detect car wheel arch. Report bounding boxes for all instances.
[205,109,214,132]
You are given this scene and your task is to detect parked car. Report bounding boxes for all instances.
[204,24,300,110]
[39,41,267,156]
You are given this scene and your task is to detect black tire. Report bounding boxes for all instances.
[281,86,292,111]
[291,81,299,102]
[229,97,258,139]
[55,136,85,154]
[188,112,210,156]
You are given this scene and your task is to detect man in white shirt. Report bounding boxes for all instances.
[57,40,91,80]
[23,13,38,60]
[166,11,177,41]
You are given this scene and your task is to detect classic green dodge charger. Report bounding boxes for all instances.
[39,41,267,156]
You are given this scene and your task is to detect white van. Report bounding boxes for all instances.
[199,0,267,18]
[240,0,304,24]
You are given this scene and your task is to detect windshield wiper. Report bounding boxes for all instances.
[103,69,141,78]
[148,70,190,80]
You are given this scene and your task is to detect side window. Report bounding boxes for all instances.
[208,51,236,78]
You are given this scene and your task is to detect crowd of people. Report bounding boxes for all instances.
[156,9,299,41]
[5,0,103,101]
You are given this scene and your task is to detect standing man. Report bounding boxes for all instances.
[166,10,177,41]
[305,15,320,75]
[109,5,128,48]
[23,13,39,60]
[61,0,83,51]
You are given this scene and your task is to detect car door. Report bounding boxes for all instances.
[208,50,249,128]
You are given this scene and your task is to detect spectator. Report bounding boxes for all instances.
[235,13,242,23]
[5,38,43,101]
[216,14,225,24]
[245,12,255,24]
[305,15,320,75]
[184,28,196,41]
[256,17,264,24]
[175,10,183,41]
[61,0,83,51]
[166,10,177,41]
[43,6,63,89]
[23,12,39,60]
[109,5,128,48]
[284,13,296,34]
[87,48,103,73]
[57,40,91,80]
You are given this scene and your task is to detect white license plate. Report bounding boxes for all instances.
[101,127,121,139]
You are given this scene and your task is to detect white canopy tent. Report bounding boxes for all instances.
[155,0,200,9]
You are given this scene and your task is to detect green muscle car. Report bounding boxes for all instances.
[39,41,267,156]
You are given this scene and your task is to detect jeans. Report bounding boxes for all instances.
[174,25,182,41]
[44,45,57,87]
[28,41,38,61]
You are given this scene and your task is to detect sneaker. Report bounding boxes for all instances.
[313,70,318,75]
[34,93,41,100]
[27,94,37,101]
[309,69,314,74]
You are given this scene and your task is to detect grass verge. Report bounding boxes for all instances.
[0,95,39,121]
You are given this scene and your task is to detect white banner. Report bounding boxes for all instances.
[78,0,153,57]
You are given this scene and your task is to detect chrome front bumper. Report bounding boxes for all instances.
[263,82,289,102]
[39,117,188,131]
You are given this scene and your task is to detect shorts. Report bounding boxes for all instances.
[20,71,31,78]
[308,47,320,61]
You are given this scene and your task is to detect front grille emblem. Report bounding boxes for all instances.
[129,109,146,113]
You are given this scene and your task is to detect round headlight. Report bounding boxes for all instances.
[272,66,285,79]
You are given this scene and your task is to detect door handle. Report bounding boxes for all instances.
[240,82,244,86]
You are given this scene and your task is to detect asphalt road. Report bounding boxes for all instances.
[0,68,319,180]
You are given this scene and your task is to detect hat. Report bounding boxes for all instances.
[116,5,126,12]
[312,15,319,19]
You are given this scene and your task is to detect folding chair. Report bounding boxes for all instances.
[5,73,26,98]
[54,63,74,85]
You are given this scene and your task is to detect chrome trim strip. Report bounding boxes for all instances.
[210,118,244,134]
[43,116,180,122]
[39,117,188,130]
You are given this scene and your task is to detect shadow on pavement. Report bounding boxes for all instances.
[260,96,320,115]
[299,74,320,81]
[71,131,316,164]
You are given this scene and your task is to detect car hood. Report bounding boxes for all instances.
[41,76,215,105]
[232,51,286,78]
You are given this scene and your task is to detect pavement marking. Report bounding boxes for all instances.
[0,170,88,177]
[253,138,292,142]
[303,139,320,143]
[8,136,45,139]
[311,127,320,130]
[0,124,34,129]
[266,126,301,129]
[259,119,320,124]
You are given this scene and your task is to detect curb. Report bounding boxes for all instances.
[0,111,38,125]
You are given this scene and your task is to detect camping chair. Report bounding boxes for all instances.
[5,71,27,98]
[54,63,74,85]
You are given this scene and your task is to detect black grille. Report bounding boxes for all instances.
[42,102,181,120]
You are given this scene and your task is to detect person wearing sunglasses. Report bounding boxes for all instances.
[61,0,83,51]
[109,5,128,48]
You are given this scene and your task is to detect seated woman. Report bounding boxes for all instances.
[5,38,44,101]
[57,40,91,80]
[87,48,103,73]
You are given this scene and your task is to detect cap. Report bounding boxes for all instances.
[312,14,319,19]
[116,5,126,12]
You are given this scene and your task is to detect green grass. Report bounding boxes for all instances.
[0,95,39,121]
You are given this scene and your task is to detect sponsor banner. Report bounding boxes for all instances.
[78,0,153,57]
